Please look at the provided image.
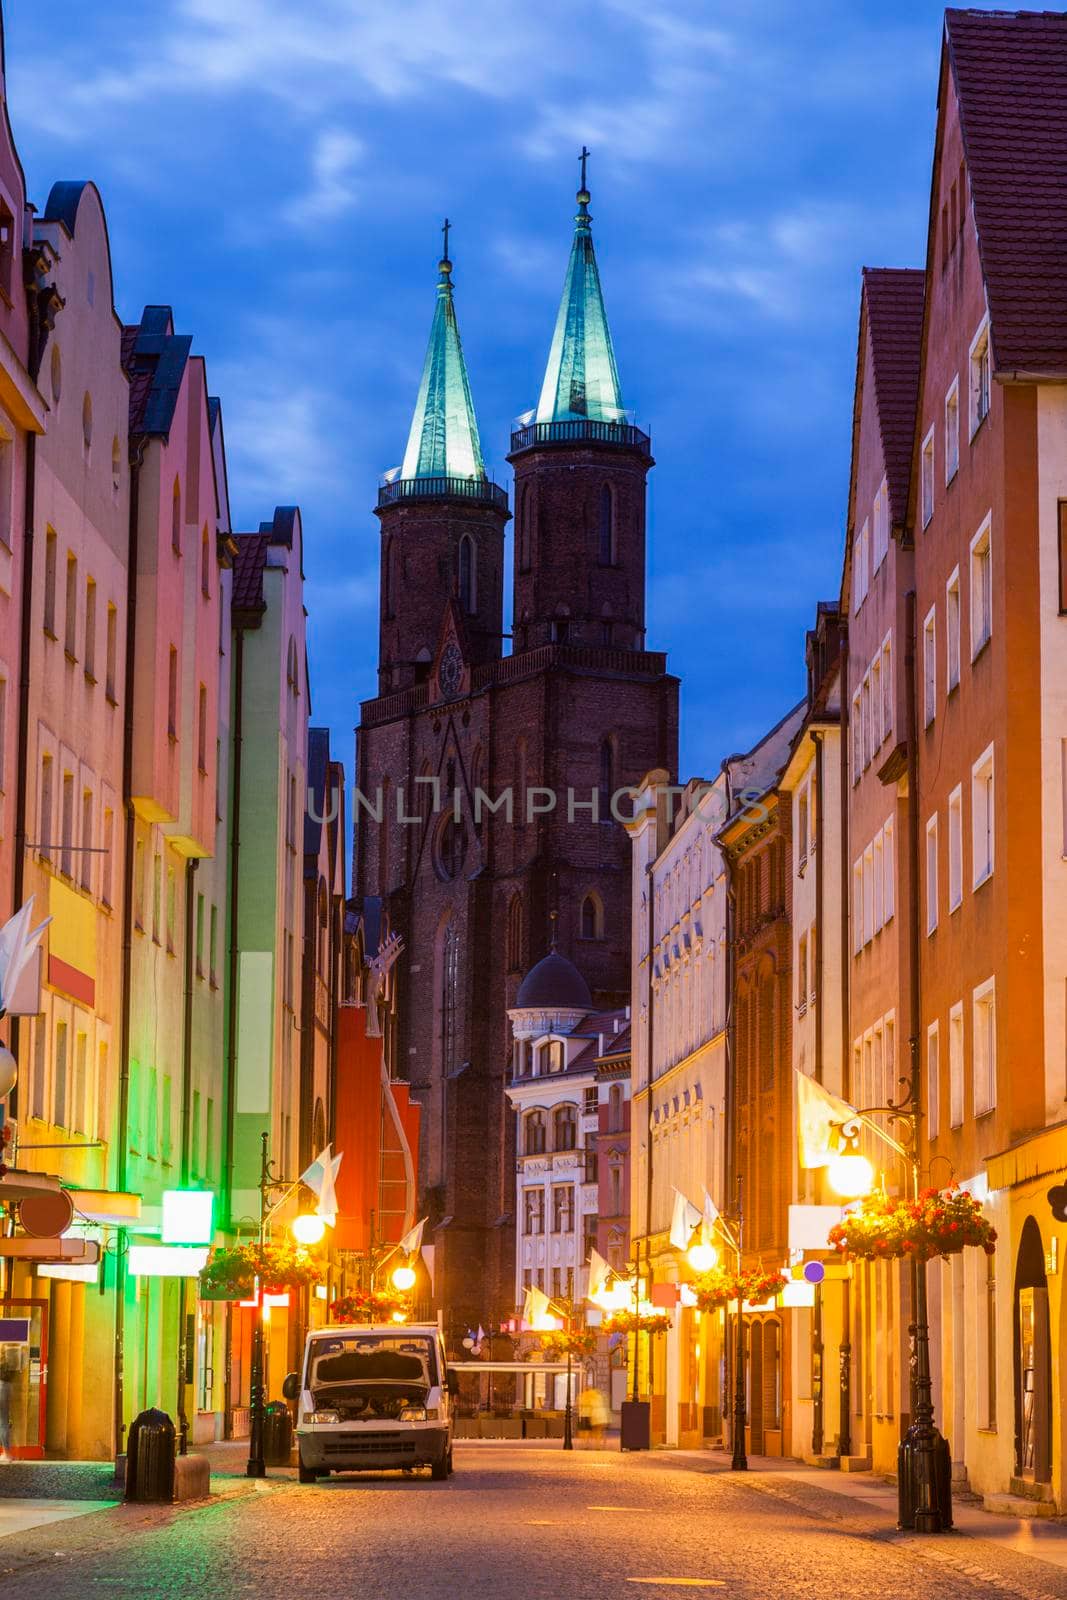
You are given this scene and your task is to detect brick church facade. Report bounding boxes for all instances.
[354,179,678,1338]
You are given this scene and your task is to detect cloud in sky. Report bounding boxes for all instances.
[4,0,1009,773]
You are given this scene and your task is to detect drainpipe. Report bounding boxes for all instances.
[837,639,852,1461]
[175,855,198,1455]
[904,589,923,1426]
[9,430,36,1127]
[811,729,825,1459]
[113,438,145,1462]
[221,625,244,1439]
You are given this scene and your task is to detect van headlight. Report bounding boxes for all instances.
[305,1409,340,1425]
[398,1406,428,1422]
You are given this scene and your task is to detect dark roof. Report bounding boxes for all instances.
[515,949,592,1012]
[305,727,331,859]
[231,532,270,614]
[862,268,924,527]
[41,180,90,232]
[946,9,1067,375]
[121,307,191,436]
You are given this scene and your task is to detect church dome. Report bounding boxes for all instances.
[515,949,592,1012]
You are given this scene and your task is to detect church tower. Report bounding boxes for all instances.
[511,166,650,654]
[376,231,508,693]
[354,182,677,1343]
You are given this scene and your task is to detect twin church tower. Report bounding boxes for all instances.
[354,167,679,1332]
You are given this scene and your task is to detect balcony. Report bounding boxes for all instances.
[509,418,651,456]
[376,475,508,511]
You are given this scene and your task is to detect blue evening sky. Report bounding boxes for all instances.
[6,1,1003,782]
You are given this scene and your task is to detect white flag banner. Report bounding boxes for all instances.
[587,1247,611,1300]
[300,1145,344,1226]
[796,1071,859,1169]
[669,1188,702,1252]
[703,1191,720,1231]
[523,1284,552,1328]
[0,899,51,1015]
[399,1216,427,1256]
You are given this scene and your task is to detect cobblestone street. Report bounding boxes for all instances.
[4,1448,1067,1600]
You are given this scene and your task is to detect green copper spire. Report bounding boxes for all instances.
[400,222,486,482]
[536,150,625,425]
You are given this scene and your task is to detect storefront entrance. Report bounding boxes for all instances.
[1014,1215,1052,1486]
[0,1301,47,1459]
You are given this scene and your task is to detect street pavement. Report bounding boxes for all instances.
[3,1445,1067,1599]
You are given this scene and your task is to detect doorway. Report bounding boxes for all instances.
[1014,1215,1051,1485]
[0,1301,48,1459]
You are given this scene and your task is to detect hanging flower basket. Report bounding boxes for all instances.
[827,1186,996,1264]
[693,1266,788,1312]
[539,1327,598,1360]
[602,1310,671,1337]
[331,1287,413,1324]
[198,1240,322,1301]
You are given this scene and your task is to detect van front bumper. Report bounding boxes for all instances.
[297,1425,449,1472]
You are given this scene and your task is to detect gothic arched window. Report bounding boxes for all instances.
[507,893,523,971]
[518,484,533,573]
[553,1103,577,1151]
[383,537,396,620]
[458,534,476,613]
[598,483,614,566]
[441,920,459,1079]
[598,737,615,820]
[524,1109,546,1155]
[580,892,603,940]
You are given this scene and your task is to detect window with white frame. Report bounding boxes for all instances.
[949,1002,964,1127]
[873,476,889,570]
[926,815,939,934]
[972,744,994,887]
[927,1022,940,1139]
[885,1014,895,1103]
[853,523,869,613]
[921,427,935,527]
[797,932,808,1012]
[973,979,996,1115]
[871,654,882,750]
[861,673,871,767]
[923,607,937,726]
[873,831,884,932]
[946,567,961,692]
[970,515,992,657]
[883,817,895,922]
[881,635,892,740]
[948,785,963,911]
[945,378,960,481]
[852,860,863,954]
[969,316,991,435]
[797,786,809,869]
[863,843,874,945]
[851,691,862,783]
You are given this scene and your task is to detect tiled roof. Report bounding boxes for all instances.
[863,268,924,528]
[121,326,154,435]
[231,532,270,613]
[946,8,1067,375]
[121,307,190,436]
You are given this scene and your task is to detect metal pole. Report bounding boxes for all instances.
[631,1263,640,1403]
[811,1279,824,1458]
[731,1175,747,1471]
[246,1131,269,1478]
[839,1277,851,1458]
[563,1342,574,1451]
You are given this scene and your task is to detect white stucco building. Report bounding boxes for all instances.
[507,948,629,1310]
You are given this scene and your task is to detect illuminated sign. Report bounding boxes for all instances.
[161,1190,214,1246]
[128,1245,209,1278]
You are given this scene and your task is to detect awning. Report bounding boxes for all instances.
[0,1236,100,1264]
[65,1189,142,1226]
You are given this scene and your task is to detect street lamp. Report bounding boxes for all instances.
[291,1211,326,1246]
[391,1263,417,1292]
[686,1237,718,1273]
[830,1098,952,1533]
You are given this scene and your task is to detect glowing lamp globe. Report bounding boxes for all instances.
[291,1212,326,1246]
[828,1152,875,1199]
[391,1263,417,1292]
[391,1310,408,1324]
[686,1240,718,1273]
[0,1044,17,1101]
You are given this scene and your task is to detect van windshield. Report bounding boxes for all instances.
[308,1335,437,1389]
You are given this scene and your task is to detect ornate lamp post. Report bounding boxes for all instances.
[730,1176,747,1472]
[828,1072,952,1534]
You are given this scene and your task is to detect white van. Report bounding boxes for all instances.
[285,1322,456,1482]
